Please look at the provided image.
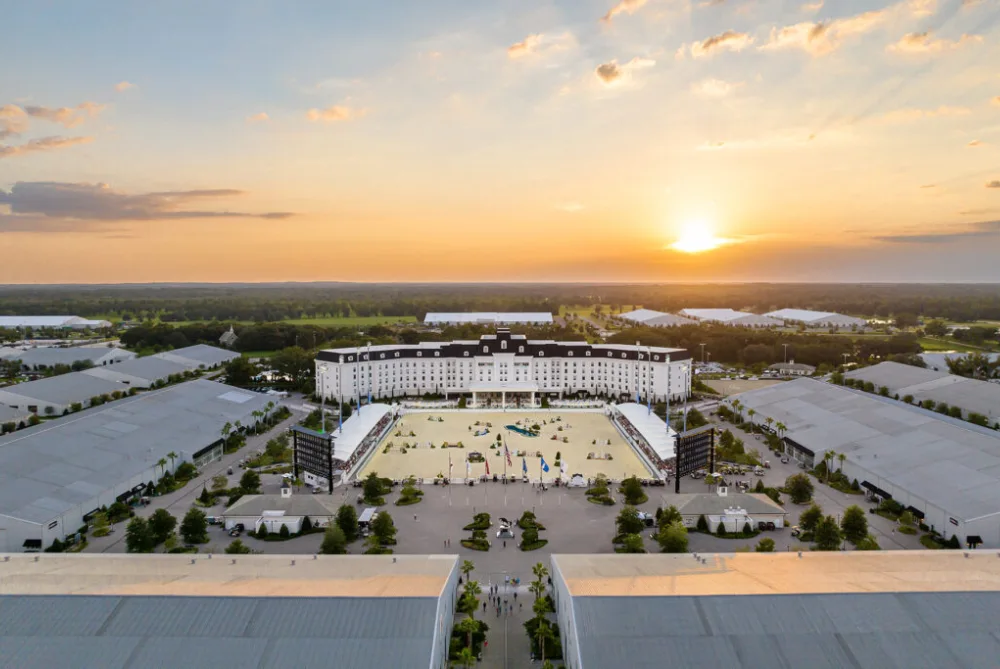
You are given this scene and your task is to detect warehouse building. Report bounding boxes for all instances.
[765,308,867,329]
[766,361,816,377]
[316,329,692,409]
[0,379,272,552]
[423,312,554,325]
[7,346,135,371]
[618,309,697,327]
[0,372,128,415]
[550,552,1000,669]
[0,315,112,330]
[846,361,1000,424]
[0,405,32,431]
[0,553,460,669]
[680,309,782,328]
[153,344,240,369]
[732,377,1000,546]
[81,355,195,388]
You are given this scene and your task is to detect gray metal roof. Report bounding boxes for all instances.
[224,494,341,518]
[7,346,134,368]
[81,355,192,385]
[0,594,440,669]
[0,405,31,424]
[672,492,787,517]
[154,344,240,368]
[0,372,126,406]
[0,379,272,524]
[846,361,1000,421]
[733,378,1000,521]
[571,591,1000,669]
[423,312,553,324]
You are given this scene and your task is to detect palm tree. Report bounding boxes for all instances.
[824,450,836,481]
[765,416,774,433]
[251,410,263,434]
[456,646,476,668]
[460,559,475,585]
[234,420,243,434]
[166,451,178,472]
[156,458,168,477]
[221,421,232,445]
[837,452,846,473]
[455,616,479,651]
[746,408,757,435]
[775,422,787,438]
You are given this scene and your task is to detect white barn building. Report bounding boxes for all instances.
[618,309,697,327]
[680,309,782,328]
[315,329,692,409]
[423,312,553,325]
[766,308,867,329]
[0,315,112,330]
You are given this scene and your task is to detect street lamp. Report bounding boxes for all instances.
[782,343,789,364]
[699,343,706,365]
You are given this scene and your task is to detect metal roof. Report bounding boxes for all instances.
[7,346,134,368]
[568,591,1000,669]
[0,405,31,424]
[680,309,782,326]
[0,372,126,407]
[0,380,272,524]
[765,308,867,326]
[0,316,111,328]
[153,344,240,368]
[423,312,553,324]
[81,355,192,386]
[0,594,441,669]
[619,309,697,327]
[732,378,1000,521]
[331,404,392,461]
[615,402,676,459]
[224,493,341,518]
[846,361,1000,421]
[671,492,787,516]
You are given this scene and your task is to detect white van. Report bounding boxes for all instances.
[358,507,378,535]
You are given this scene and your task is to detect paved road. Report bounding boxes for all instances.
[85,411,304,554]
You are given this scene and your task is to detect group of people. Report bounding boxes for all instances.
[484,584,520,617]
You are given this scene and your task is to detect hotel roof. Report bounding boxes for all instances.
[423,312,554,324]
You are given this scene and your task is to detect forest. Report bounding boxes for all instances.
[3,283,1000,322]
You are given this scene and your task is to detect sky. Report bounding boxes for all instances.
[1,0,999,283]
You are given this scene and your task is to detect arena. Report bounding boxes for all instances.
[357,410,654,482]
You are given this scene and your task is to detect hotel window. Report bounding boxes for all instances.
[501,341,507,350]
[519,346,524,353]
[483,346,488,353]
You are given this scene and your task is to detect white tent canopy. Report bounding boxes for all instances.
[615,402,677,460]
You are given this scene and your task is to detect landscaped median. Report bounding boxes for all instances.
[462,512,491,551]
[518,511,548,551]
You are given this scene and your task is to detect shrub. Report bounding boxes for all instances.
[175,462,197,480]
[756,537,775,552]
[279,524,290,538]
[716,521,726,536]
[257,524,269,538]
[696,514,709,532]
[320,525,348,554]
[784,473,814,504]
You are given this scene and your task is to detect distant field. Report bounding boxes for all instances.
[918,337,991,353]
[241,350,279,359]
[148,315,419,327]
[704,378,785,396]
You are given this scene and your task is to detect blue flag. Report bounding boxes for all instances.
[541,457,550,473]
[522,457,528,474]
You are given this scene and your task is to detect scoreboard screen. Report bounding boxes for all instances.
[675,425,715,493]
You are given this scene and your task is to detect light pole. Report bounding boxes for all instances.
[699,343,706,365]
[319,363,327,434]
[782,343,789,364]
[842,353,850,367]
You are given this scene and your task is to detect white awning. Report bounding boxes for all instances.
[615,403,677,460]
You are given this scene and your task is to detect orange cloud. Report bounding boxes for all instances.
[115,81,136,92]
[691,78,742,97]
[690,31,754,58]
[887,31,982,54]
[968,140,984,147]
[801,1,824,12]
[306,105,365,122]
[600,0,647,24]
[23,102,104,128]
[507,33,575,60]
[0,136,94,159]
[760,9,887,56]
[246,112,270,124]
[0,104,29,140]
[594,57,655,85]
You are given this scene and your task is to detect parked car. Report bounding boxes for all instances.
[229,523,245,537]
[780,456,789,464]
[790,525,801,537]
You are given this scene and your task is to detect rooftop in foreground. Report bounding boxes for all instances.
[552,551,1000,597]
[0,553,458,597]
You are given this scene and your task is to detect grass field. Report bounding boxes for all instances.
[918,337,991,353]
[143,315,419,327]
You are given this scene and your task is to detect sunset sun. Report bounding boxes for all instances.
[669,220,729,254]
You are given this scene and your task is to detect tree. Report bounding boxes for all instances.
[924,319,948,337]
[756,537,775,552]
[279,523,290,538]
[658,505,682,528]
[620,533,645,553]
[271,346,314,385]
[799,504,823,534]
[320,525,348,554]
[211,474,229,493]
[257,523,269,538]
[716,521,726,536]
[455,617,479,654]
[620,476,645,505]
[814,515,843,551]
[372,510,396,545]
[91,511,110,537]
[696,514,709,532]
[225,539,252,554]
[199,486,212,505]
[615,506,644,537]
[746,408,757,434]
[898,510,915,527]
[302,516,312,532]
[156,457,168,477]
[823,450,836,482]
[180,508,209,544]
[125,517,155,553]
[656,521,689,553]
[837,453,846,472]
[456,646,476,669]
[336,504,359,542]
[785,473,814,504]
[894,312,919,329]
[841,505,868,544]
[239,469,261,494]
[167,450,178,472]
[224,356,260,387]
[148,508,177,544]
[363,472,384,502]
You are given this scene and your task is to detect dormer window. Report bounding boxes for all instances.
[568,351,574,357]
[395,352,400,358]
[417,352,422,357]
[435,351,440,357]
[607,352,612,357]
[586,351,591,356]
[380,354,385,359]
[483,346,488,353]
[519,346,524,353]
[501,341,507,350]
[621,353,627,358]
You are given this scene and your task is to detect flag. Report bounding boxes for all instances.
[504,438,512,467]
[485,458,491,476]
[449,454,453,475]
[560,459,567,476]
[541,457,550,473]
[466,459,471,477]
[522,457,528,474]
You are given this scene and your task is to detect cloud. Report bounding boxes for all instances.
[691,78,742,97]
[0,182,295,224]
[993,96,1000,106]
[246,112,270,124]
[698,0,726,7]
[594,57,655,85]
[880,105,971,123]
[306,105,365,122]
[920,184,937,189]
[23,102,104,128]
[887,31,982,54]
[507,32,576,60]
[873,219,1000,243]
[759,9,887,56]
[989,181,1000,189]
[968,140,984,147]
[114,81,136,92]
[0,136,94,159]
[801,1,824,12]
[690,31,754,58]
[0,104,30,140]
[556,202,585,213]
[601,0,647,24]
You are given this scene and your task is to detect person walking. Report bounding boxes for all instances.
[483,601,486,613]
[513,591,517,601]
